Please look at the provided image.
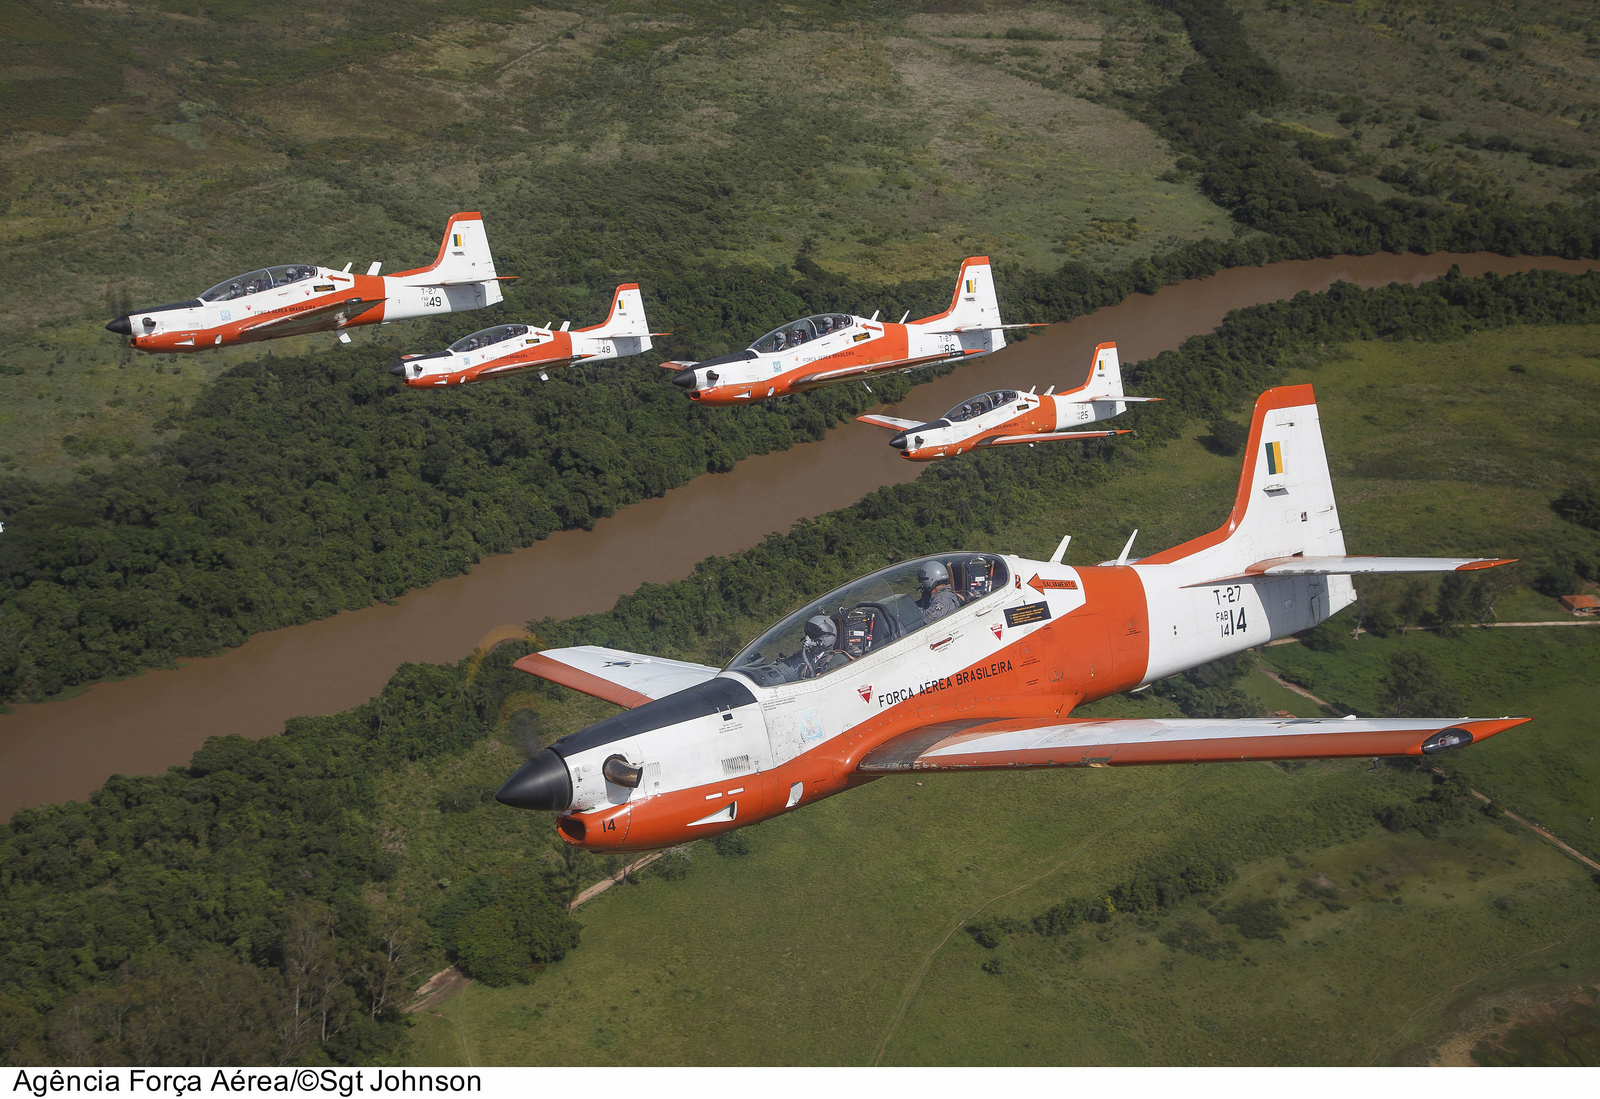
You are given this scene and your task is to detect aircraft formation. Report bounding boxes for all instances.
[105,212,1529,851]
[104,216,1135,446]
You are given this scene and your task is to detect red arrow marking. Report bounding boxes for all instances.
[1027,574,1079,593]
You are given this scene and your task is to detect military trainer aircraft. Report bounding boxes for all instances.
[495,382,1525,851]
[105,212,506,353]
[661,256,1038,404]
[389,284,660,387]
[856,341,1159,460]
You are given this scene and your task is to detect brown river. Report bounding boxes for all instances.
[4,252,1596,817]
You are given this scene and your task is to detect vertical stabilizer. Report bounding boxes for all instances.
[391,212,504,306]
[912,257,1005,353]
[1141,385,1347,578]
[578,284,651,339]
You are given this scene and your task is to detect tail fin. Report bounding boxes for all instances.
[1072,342,1125,401]
[391,212,504,306]
[912,257,1004,351]
[576,284,650,339]
[1141,385,1346,575]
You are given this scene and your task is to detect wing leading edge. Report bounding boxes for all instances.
[513,646,721,709]
[857,715,1529,772]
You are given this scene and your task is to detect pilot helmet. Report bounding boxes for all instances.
[803,615,836,645]
[918,560,950,594]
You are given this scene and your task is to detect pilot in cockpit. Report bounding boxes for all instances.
[917,561,961,623]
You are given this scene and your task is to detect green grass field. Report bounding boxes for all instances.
[1235,0,1600,209]
[387,323,1600,1064]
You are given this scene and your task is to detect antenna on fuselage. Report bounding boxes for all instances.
[899,311,909,324]
[1044,385,1055,396]
[1048,534,1071,565]
[341,262,353,273]
[870,310,880,322]
[560,321,571,331]
[1116,529,1139,566]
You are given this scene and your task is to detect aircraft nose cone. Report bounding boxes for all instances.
[888,433,908,451]
[671,368,696,389]
[106,315,132,336]
[496,748,573,811]
[388,361,406,377]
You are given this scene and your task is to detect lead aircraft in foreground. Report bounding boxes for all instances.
[390,284,659,387]
[106,212,507,352]
[497,384,1525,851]
[856,341,1158,460]
[661,256,1037,404]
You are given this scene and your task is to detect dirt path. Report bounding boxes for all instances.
[1253,662,1334,711]
[1251,660,1599,873]
[405,966,471,1015]
[569,851,666,910]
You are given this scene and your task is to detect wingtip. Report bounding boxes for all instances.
[1456,558,1517,571]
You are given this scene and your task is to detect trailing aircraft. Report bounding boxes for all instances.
[105,212,507,352]
[389,284,660,387]
[855,341,1158,460]
[495,383,1525,851]
[661,256,1038,404]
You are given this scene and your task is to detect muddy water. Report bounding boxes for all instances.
[4,252,1596,817]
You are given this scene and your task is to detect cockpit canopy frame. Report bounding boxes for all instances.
[449,323,530,354]
[727,552,1011,687]
[751,313,855,355]
[200,265,319,303]
[941,390,1021,424]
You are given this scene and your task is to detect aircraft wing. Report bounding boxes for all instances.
[790,348,983,391]
[857,715,1529,773]
[659,360,697,370]
[856,414,925,431]
[1057,395,1165,403]
[976,429,1128,447]
[513,646,722,709]
[239,296,386,338]
[1184,555,1516,587]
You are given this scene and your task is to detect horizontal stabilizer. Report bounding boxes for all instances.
[858,715,1529,773]
[514,646,721,709]
[856,413,924,431]
[977,429,1127,447]
[1185,554,1516,587]
[1059,395,1164,404]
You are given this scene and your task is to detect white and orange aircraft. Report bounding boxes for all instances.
[389,284,660,387]
[496,383,1525,852]
[662,256,1037,404]
[105,212,506,353]
[856,342,1158,460]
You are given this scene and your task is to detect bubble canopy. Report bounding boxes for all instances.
[727,552,1010,687]
[751,314,854,354]
[199,265,317,303]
